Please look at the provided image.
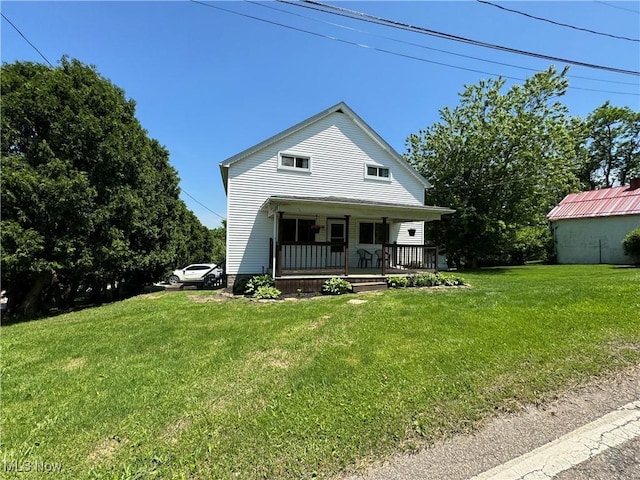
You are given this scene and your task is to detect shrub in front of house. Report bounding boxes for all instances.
[414,272,439,287]
[253,285,282,300]
[245,275,275,295]
[437,273,466,286]
[622,227,640,264]
[322,277,352,295]
[387,273,466,288]
[387,276,410,288]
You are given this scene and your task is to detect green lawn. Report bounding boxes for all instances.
[1,265,639,479]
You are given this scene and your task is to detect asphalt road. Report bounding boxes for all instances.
[342,365,640,480]
[555,437,640,480]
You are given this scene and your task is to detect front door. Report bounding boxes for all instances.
[327,219,346,267]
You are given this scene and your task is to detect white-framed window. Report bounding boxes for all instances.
[358,222,389,245]
[365,163,391,181]
[278,152,311,172]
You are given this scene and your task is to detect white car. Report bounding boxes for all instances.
[168,264,222,285]
[0,290,7,312]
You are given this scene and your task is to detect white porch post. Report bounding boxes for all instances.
[271,211,277,279]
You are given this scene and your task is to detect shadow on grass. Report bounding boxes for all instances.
[0,299,122,327]
[448,266,515,276]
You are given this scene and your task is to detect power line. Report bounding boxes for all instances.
[1,13,53,67]
[192,1,638,96]
[252,0,637,87]
[182,189,225,220]
[190,0,525,80]
[477,0,639,42]
[595,1,640,14]
[294,0,640,76]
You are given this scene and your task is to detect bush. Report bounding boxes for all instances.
[245,275,275,295]
[622,228,640,264]
[253,286,282,300]
[387,276,409,288]
[322,277,352,295]
[437,273,466,286]
[388,273,466,288]
[414,272,439,287]
[508,225,553,265]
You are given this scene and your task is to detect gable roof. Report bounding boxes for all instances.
[219,101,430,192]
[547,184,640,221]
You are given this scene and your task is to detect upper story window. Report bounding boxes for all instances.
[365,163,391,181]
[279,152,311,172]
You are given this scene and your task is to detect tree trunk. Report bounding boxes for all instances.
[16,270,54,317]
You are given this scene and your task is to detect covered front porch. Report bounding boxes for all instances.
[272,240,440,276]
[261,195,454,280]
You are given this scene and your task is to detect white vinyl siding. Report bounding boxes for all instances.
[225,111,428,275]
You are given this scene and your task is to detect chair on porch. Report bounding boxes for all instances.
[357,249,373,268]
[374,249,386,268]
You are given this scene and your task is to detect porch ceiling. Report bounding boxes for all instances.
[260,195,455,222]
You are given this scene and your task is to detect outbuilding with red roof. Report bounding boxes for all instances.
[547,178,640,264]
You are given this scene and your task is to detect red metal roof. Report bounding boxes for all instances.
[547,185,640,221]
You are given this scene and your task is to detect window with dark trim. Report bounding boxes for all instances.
[282,218,316,242]
[358,222,388,244]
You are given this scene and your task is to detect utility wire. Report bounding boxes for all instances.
[2,10,224,223]
[477,0,639,42]
[190,0,527,81]
[294,0,640,76]
[182,189,226,220]
[252,0,637,87]
[1,13,53,67]
[192,1,638,96]
[595,1,640,14]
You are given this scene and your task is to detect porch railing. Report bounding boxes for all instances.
[271,239,438,276]
[274,240,349,276]
[382,243,438,273]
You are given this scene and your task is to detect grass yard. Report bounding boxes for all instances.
[1,265,639,479]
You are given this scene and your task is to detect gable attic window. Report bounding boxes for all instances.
[365,163,391,181]
[279,153,311,172]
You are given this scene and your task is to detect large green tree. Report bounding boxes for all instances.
[1,58,215,316]
[210,220,227,266]
[406,67,580,268]
[582,102,640,188]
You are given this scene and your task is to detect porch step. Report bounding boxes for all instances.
[352,281,388,293]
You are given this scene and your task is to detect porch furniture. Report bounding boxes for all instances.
[374,249,386,268]
[357,249,373,268]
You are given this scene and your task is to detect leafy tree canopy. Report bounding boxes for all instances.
[582,102,640,189]
[406,67,581,268]
[1,58,219,317]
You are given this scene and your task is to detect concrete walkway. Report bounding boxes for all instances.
[343,365,640,480]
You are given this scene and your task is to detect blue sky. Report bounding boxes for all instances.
[2,1,639,228]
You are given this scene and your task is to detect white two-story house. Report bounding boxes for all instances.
[219,102,454,292]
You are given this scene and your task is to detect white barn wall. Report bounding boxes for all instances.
[553,215,639,264]
[226,111,428,275]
